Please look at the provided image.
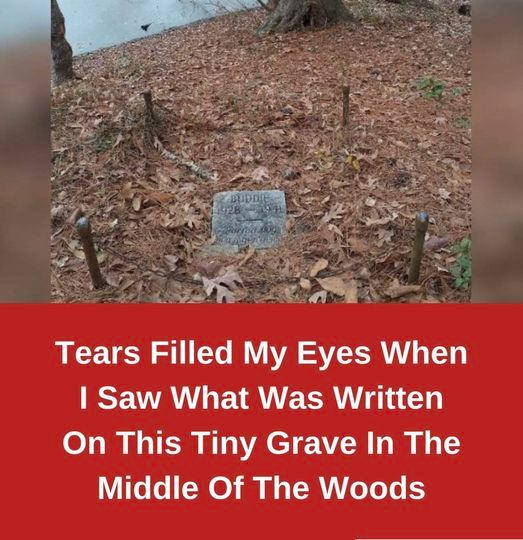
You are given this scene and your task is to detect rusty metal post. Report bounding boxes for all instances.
[342,84,350,129]
[75,217,105,289]
[141,89,157,146]
[408,211,429,284]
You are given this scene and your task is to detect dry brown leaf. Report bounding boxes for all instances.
[113,133,124,148]
[156,170,172,189]
[164,255,179,272]
[121,182,134,201]
[202,277,234,303]
[308,290,327,304]
[348,236,367,253]
[252,166,269,182]
[365,213,398,227]
[385,280,423,299]
[321,203,345,224]
[344,280,359,303]
[317,222,342,243]
[132,196,142,212]
[230,173,246,183]
[425,236,449,251]
[376,229,394,247]
[317,276,347,297]
[438,188,451,200]
[300,278,312,291]
[202,269,243,304]
[145,190,174,204]
[309,258,329,278]
[106,273,121,287]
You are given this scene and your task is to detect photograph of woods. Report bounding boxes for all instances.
[51,0,471,303]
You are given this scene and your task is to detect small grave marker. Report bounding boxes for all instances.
[212,190,287,249]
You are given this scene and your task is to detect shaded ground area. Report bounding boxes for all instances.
[51,0,471,303]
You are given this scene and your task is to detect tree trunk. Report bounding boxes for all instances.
[458,3,471,16]
[259,0,351,34]
[51,0,74,85]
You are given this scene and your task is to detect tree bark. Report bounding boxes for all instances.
[259,0,351,34]
[51,0,74,85]
[458,3,471,16]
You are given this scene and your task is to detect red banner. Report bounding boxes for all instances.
[3,305,522,538]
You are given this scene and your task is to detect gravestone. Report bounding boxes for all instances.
[212,190,287,249]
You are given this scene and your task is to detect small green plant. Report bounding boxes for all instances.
[454,116,471,129]
[417,77,445,100]
[451,87,464,97]
[451,238,472,290]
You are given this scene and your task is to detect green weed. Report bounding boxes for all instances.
[454,116,471,129]
[450,238,472,290]
[417,77,445,100]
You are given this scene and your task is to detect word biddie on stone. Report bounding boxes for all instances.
[212,190,287,249]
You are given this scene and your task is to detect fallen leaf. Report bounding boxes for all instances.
[164,254,179,271]
[376,228,394,247]
[344,280,359,303]
[301,96,314,113]
[216,285,235,303]
[132,196,142,212]
[156,170,173,189]
[308,290,327,304]
[309,258,329,278]
[317,276,347,297]
[229,173,246,183]
[218,269,243,289]
[252,166,269,182]
[113,133,124,148]
[317,222,338,243]
[195,258,223,277]
[438,188,451,200]
[321,203,345,224]
[385,279,423,299]
[106,273,121,287]
[67,240,85,260]
[299,278,312,291]
[202,269,243,304]
[346,154,361,172]
[365,213,398,226]
[121,182,134,201]
[348,236,367,253]
[425,236,449,251]
[202,277,234,303]
[67,207,83,225]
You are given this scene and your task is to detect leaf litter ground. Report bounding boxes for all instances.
[51,1,471,303]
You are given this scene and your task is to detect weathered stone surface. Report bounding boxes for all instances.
[212,190,287,249]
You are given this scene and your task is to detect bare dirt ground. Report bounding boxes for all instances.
[51,0,471,303]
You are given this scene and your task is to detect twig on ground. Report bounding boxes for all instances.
[154,137,217,181]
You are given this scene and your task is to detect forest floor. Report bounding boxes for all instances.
[51,0,471,303]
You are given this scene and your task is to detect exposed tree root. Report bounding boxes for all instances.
[258,0,352,34]
[154,137,217,181]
